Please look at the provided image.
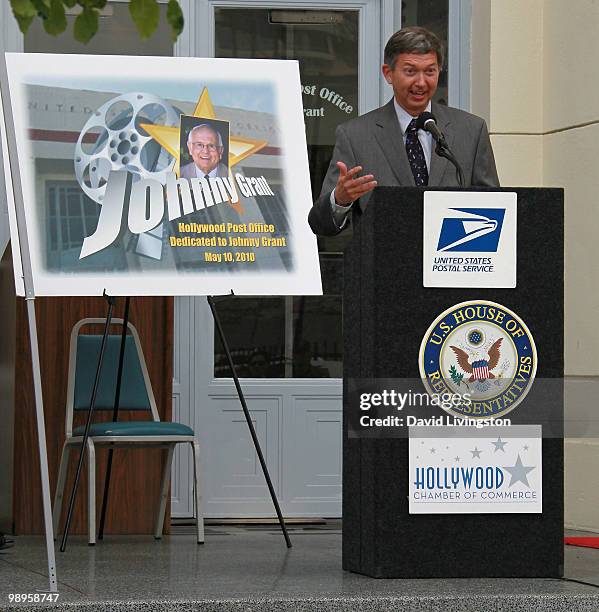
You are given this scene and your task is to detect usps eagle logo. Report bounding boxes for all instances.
[436,208,505,252]
[419,301,537,419]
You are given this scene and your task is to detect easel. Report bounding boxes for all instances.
[0,54,292,592]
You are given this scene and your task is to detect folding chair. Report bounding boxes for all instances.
[53,318,203,545]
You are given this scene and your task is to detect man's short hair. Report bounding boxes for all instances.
[187,123,223,148]
[384,26,444,70]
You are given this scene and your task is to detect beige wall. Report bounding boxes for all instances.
[471,0,599,531]
[542,0,599,375]
[543,0,599,532]
[472,0,544,187]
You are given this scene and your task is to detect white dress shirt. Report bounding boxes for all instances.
[330,100,432,229]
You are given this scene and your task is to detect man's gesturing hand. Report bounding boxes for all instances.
[334,162,377,206]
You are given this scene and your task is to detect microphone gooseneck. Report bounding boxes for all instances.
[415,111,465,187]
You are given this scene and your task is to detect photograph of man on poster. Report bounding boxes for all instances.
[179,116,230,179]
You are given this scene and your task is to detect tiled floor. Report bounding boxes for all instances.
[1,524,598,611]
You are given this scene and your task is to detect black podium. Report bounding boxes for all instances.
[343,187,564,578]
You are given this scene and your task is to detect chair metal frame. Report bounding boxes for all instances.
[53,318,203,545]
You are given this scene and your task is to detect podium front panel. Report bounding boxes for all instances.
[343,187,564,578]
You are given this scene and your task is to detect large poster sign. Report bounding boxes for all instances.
[409,425,542,514]
[0,53,322,296]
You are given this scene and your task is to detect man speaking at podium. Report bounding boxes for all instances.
[308,26,499,236]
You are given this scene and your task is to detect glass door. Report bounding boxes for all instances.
[211,7,360,381]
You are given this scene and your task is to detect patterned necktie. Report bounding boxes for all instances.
[405,118,429,186]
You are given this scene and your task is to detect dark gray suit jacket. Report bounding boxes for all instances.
[308,100,499,236]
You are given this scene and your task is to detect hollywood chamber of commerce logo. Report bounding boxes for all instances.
[409,433,542,513]
[419,301,537,419]
[436,208,505,253]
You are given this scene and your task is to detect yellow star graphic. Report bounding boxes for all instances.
[140,88,268,176]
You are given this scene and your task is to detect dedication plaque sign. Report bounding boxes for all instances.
[0,53,321,297]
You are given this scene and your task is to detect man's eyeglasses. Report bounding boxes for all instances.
[190,142,220,152]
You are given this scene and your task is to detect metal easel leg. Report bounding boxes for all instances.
[207,295,291,548]
[25,298,59,592]
[98,297,131,540]
[60,293,115,552]
[2,52,59,592]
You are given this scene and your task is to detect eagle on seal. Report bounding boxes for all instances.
[450,338,503,382]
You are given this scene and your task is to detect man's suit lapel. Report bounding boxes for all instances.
[373,99,415,186]
[428,102,454,186]
[372,100,456,187]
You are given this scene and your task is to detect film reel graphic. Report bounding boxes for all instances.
[74,92,180,205]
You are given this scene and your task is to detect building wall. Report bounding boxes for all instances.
[543,0,599,374]
[543,0,599,532]
[471,0,599,531]
[0,247,16,533]
[13,296,174,535]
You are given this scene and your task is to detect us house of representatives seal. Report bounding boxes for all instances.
[419,301,537,418]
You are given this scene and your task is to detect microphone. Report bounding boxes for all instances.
[415,111,465,187]
[415,112,447,147]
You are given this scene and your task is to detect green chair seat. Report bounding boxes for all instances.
[73,421,194,437]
